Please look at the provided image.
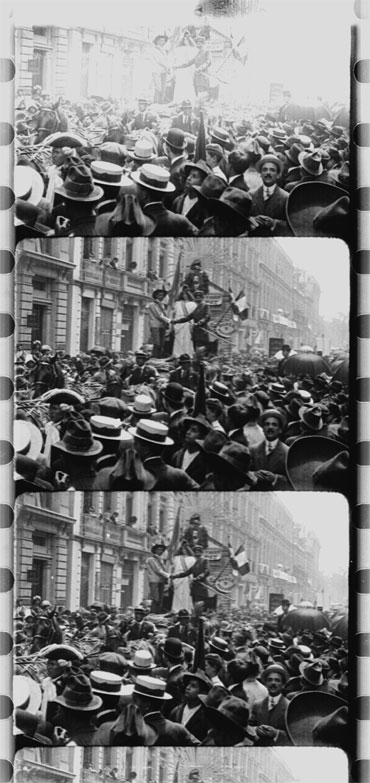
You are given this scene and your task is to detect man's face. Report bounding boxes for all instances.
[265,672,284,696]
[49,403,63,423]
[134,611,145,622]
[138,101,147,112]
[47,660,64,679]
[206,151,217,168]
[205,660,215,678]
[262,416,281,441]
[52,148,67,167]
[260,162,279,186]
[155,292,166,303]
[136,355,145,366]
[192,264,201,274]
[185,423,202,444]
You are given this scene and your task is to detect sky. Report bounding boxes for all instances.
[277,239,350,321]
[274,748,349,783]
[278,492,349,576]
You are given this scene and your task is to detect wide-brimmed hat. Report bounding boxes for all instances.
[161,637,184,660]
[90,160,124,187]
[286,435,349,491]
[178,353,192,364]
[40,388,85,406]
[286,691,347,746]
[127,139,157,163]
[133,675,172,700]
[261,663,289,684]
[207,443,255,486]
[163,382,184,406]
[128,394,156,415]
[210,127,233,151]
[131,163,175,193]
[53,673,103,712]
[298,149,323,176]
[183,669,212,692]
[55,163,104,202]
[286,182,349,238]
[54,418,103,457]
[208,637,232,658]
[90,670,127,696]
[15,165,44,205]
[206,695,252,738]
[152,288,167,300]
[298,405,323,431]
[151,538,167,553]
[256,154,284,176]
[128,650,156,672]
[128,418,173,446]
[38,643,84,662]
[183,413,212,436]
[90,415,132,442]
[209,187,252,221]
[183,160,211,178]
[14,420,42,460]
[162,128,187,151]
[299,659,324,686]
[13,676,42,714]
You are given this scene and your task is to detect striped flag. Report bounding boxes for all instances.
[229,542,250,576]
[229,288,249,320]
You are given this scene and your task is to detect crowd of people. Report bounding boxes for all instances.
[15,77,350,240]
[14,589,349,750]
[15,317,349,493]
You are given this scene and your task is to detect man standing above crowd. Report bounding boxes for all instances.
[147,289,170,359]
[250,155,290,236]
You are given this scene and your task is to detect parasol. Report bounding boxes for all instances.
[299,600,314,608]
[281,352,331,377]
[281,607,331,632]
[331,357,349,385]
[330,613,348,640]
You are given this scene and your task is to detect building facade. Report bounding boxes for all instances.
[15,491,322,613]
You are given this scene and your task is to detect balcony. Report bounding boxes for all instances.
[81,259,104,285]
[103,266,121,290]
[122,525,149,551]
[121,270,149,298]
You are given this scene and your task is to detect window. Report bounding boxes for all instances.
[83,237,94,259]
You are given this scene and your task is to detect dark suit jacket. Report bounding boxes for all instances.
[174,302,210,345]
[249,439,291,490]
[171,114,200,135]
[171,448,208,485]
[143,203,198,236]
[143,711,199,745]
[172,193,205,229]
[163,665,186,715]
[250,695,291,745]
[169,703,209,741]
[127,363,156,385]
[250,185,290,235]
[169,367,198,391]
[167,622,197,645]
[142,457,199,490]
[130,111,158,130]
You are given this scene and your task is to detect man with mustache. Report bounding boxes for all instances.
[249,155,290,236]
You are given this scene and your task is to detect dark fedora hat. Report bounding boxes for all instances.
[55,163,104,202]
[53,673,102,712]
[286,691,347,746]
[206,442,255,486]
[209,187,252,221]
[152,288,167,300]
[298,404,324,431]
[205,696,252,739]
[183,413,212,436]
[196,430,229,455]
[286,435,349,491]
[299,659,324,686]
[163,128,187,150]
[286,182,349,238]
[54,418,103,457]
[192,171,227,199]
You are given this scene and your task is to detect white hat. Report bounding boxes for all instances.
[128,394,156,415]
[133,675,172,700]
[131,164,175,193]
[14,420,43,459]
[14,165,44,205]
[90,415,133,442]
[128,139,157,162]
[128,419,173,446]
[128,649,156,670]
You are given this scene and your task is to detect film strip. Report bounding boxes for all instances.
[354,0,370,781]
[0,4,14,782]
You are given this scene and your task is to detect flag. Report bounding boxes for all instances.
[167,252,182,307]
[173,759,180,783]
[231,35,249,66]
[229,544,250,577]
[229,288,249,320]
[192,616,205,672]
[194,110,206,163]
[167,505,182,562]
[193,360,206,416]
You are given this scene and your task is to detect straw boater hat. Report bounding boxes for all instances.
[90,415,133,442]
[133,675,172,700]
[89,670,127,696]
[54,418,103,457]
[14,420,43,460]
[286,435,350,491]
[286,182,349,237]
[55,163,104,202]
[53,673,103,712]
[131,163,175,193]
[285,691,347,746]
[128,419,173,446]
[127,139,157,163]
[262,663,289,683]
[90,160,125,188]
